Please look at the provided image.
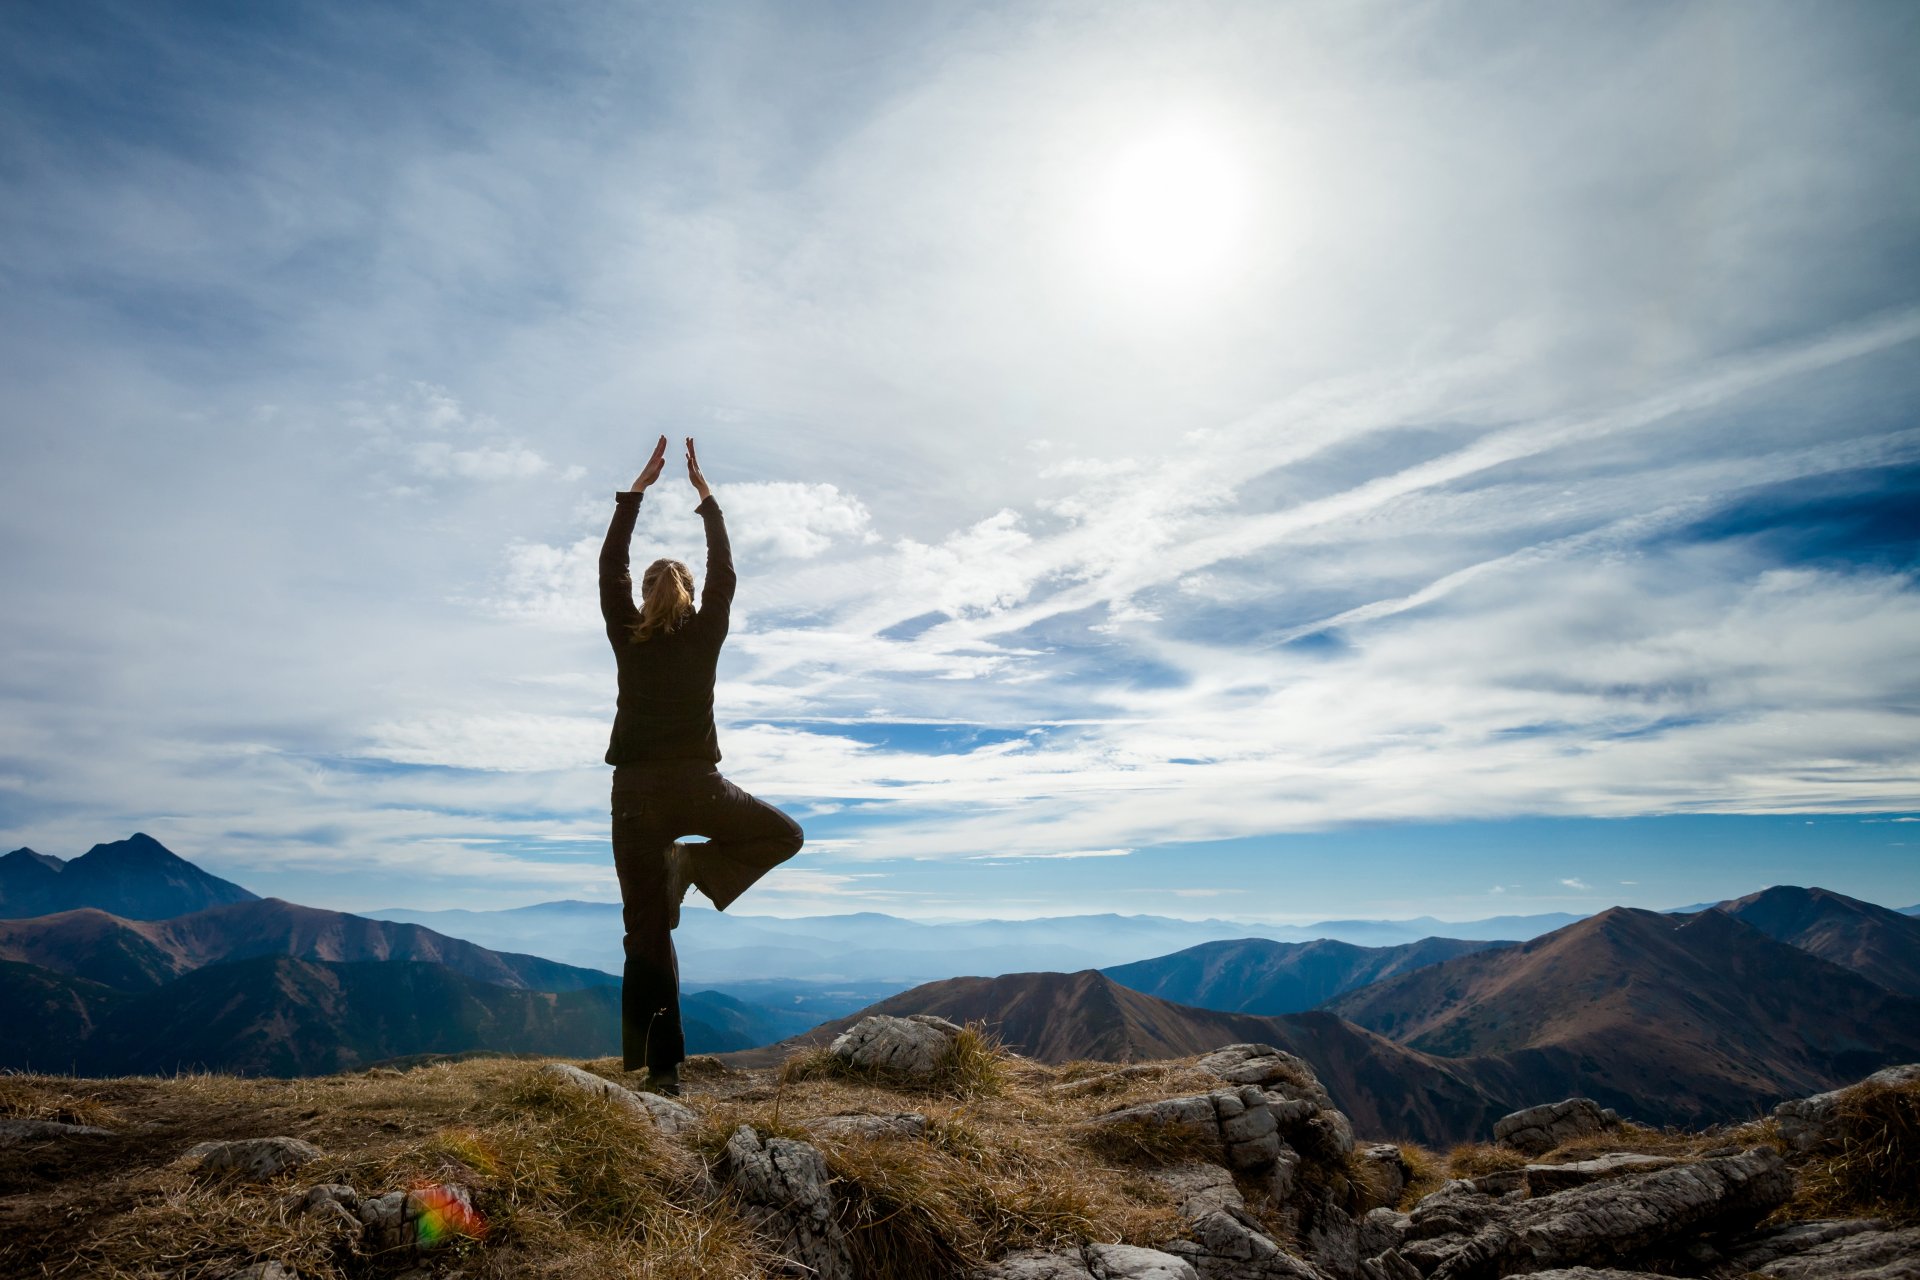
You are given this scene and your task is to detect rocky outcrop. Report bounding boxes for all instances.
[829,1013,965,1077]
[721,1124,853,1279]
[1771,1061,1920,1153]
[1701,1218,1920,1279]
[1390,1148,1792,1279]
[1521,1153,1678,1195]
[184,1136,324,1181]
[538,1061,699,1134]
[1492,1099,1621,1157]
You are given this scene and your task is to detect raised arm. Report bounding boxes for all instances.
[600,436,668,646]
[687,437,736,627]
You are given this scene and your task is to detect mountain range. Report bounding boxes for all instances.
[0,834,256,919]
[1102,935,1506,1014]
[361,899,1587,983]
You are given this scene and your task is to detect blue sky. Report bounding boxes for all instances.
[2,0,1916,919]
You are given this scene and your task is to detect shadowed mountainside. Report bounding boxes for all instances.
[0,899,618,994]
[0,834,257,920]
[1715,883,1920,997]
[1323,905,1920,1125]
[1102,934,1506,1014]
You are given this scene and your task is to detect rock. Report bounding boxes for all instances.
[295,1182,359,1214]
[1357,1251,1421,1280]
[218,1265,296,1280]
[1199,1045,1335,1109]
[722,1124,853,1279]
[1087,1243,1201,1279]
[0,1117,115,1146]
[1357,1207,1409,1260]
[828,1014,963,1077]
[1707,1218,1920,1279]
[805,1112,929,1140]
[1151,1162,1245,1222]
[1418,1147,1793,1280]
[1523,1152,1678,1195]
[358,1189,409,1250]
[1090,1088,1293,1173]
[1491,1099,1619,1156]
[1406,1181,1501,1243]
[1359,1146,1409,1208]
[189,1137,325,1181]
[1463,1169,1525,1197]
[1519,1271,1667,1279]
[976,1252,1099,1280]
[1773,1062,1920,1153]
[538,1061,697,1135]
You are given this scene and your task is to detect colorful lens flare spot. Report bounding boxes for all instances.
[412,1184,487,1246]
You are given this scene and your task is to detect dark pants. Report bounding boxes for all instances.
[610,760,804,1074]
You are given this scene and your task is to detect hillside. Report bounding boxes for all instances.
[0,834,257,920]
[1323,906,1920,1124]
[1717,883,1920,997]
[1103,934,1504,1013]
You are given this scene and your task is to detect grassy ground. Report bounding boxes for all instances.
[2,1049,1908,1278]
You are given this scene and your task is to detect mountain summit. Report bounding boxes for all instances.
[0,833,258,921]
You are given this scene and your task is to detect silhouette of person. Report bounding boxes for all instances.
[600,435,804,1095]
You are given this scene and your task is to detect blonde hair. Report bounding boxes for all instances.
[631,558,694,643]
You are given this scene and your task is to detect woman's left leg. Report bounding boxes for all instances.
[611,775,684,1076]
[679,769,804,911]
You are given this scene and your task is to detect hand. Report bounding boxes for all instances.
[685,437,711,501]
[630,435,668,492]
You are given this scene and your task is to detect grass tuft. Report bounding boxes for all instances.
[778,1021,1011,1099]
[1787,1079,1920,1226]
[1396,1143,1446,1210]
[1445,1142,1529,1178]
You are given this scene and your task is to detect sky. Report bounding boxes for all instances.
[1,0,1917,922]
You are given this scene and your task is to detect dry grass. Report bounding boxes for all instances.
[1537,1117,1783,1165]
[0,1074,123,1127]
[1784,1079,1920,1226]
[1444,1142,1530,1178]
[1395,1143,1446,1210]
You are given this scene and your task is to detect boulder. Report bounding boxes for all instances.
[1491,1099,1619,1156]
[1198,1045,1334,1109]
[1087,1243,1202,1279]
[1706,1218,1920,1279]
[538,1061,698,1135]
[186,1137,325,1181]
[1523,1152,1678,1196]
[1416,1147,1793,1280]
[722,1124,853,1279]
[1772,1062,1920,1153]
[217,1265,295,1280]
[976,1252,1100,1280]
[829,1014,964,1077]
[806,1112,929,1140]
[1089,1087,1291,1172]
[1164,1207,1331,1279]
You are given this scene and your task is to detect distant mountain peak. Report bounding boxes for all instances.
[81,833,188,864]
[3,848,66,872]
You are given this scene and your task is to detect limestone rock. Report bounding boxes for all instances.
[976,1251,1099,1280]
[1773,1062,1920,1153]
[1464,1169,1525,1197]
[1405,1181,1501,1243]
[1199,1045,1335,1109]
[1151,1162,1245,1222]
[722,1124,853,1279]
[1091,1087,1295,1173]
[806,1112,929,1140]
[829,1013,964,1077]
[1357,1251,1421,1280]
[1519,1271,1667,1279]
[1707,1218,1920,1279]
[296,1182,359,1215]
[1491,1099,1619,1156]
[218,1265,295,1280]
[1357,1207,1409,1260]
[189,1136,325,1181]
[1417,1147,1792,1280]
[1523,1152,1678,1195]
[538,1061,697,1135]
[1087,1242,1201,1279]
[0,1117,114,1146]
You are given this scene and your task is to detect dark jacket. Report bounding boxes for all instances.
[600,491,736,765]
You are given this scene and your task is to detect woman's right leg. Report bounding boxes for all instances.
[611,774,684,1076]
[676,768,805,912]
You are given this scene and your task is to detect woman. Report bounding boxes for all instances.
[600,434,804,1096]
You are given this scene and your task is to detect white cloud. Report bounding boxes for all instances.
[1561,878,1592,891]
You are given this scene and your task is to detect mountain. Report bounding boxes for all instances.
[361,900,1588,984]
[0,958,128,1070]
[69,955,620,1076]
[1714,884,1920,997]
[0,899,618,993]
[1102,935,1506,1014]
[1323,906,1920,1126]
[0,834,257,920]
[720,968,1508,1145]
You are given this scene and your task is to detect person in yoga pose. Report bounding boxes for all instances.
[600,435,804,1096]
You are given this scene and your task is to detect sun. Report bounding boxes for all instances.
[1086,122,1253,295]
